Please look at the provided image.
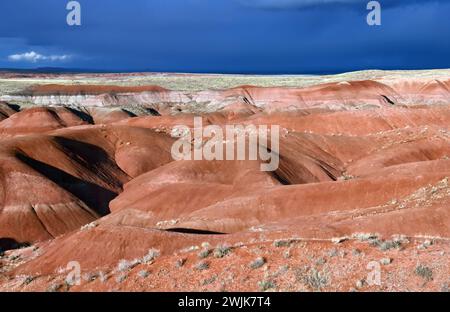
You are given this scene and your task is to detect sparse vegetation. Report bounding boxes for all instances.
[213,245,232,258]
[202,276,217,286]
[198,249,211,259]
[273,265,289,277]
[116,274,127,283]
[296,267,329,291]
[201,242,211,249]
[391,235,409,244]
[415,264,433,282]
[315,257,326,266]
[64,279,73,289]
[327,248,338,257]
[273,239,291,248]
[368,237,406,251]
[379,240,402,251]
[339,172,355,181]
[22,276,35,285]
[176,258,186,268]
[117,259,138,272]
[258,280,276,291]
[195,261,210,271]
[142,248,160,263]
[138,270,149,278]
[9,254,21,261]
[249,257,266,269]
[417,240,433,250]
[99,271,108,283]
[352,233,378,242]
[47,283,62,292]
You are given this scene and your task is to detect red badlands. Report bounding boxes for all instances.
[0,70,449,292]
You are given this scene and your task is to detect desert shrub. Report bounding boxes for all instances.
[202,276,217,286]
[9,254,20,261]
[47,283,62,292]
[99,271,109,283]
[138,270,149,278]
[379,240,402,251]
[315,257,326,266]
[352,233,379,241]
[176,258,186,268]
[368,238,402,251]
[415,265,433,281]
[296,267,329,291]
[368,238,382,247]
[195,261,210,271]
[306,269,329,290]
[273,240,291,248]
[417,240,433,250]
[22,276,35,285]
[142,248,160,263]
[117,259,140,272]
[273,265,289,277]
[327,248,338,257]
[340,173,354,181]
[115,274,127,283]
[213,245,232,258]
[258,280,276,291]
[249,257,266,269]
[198,249,211,259]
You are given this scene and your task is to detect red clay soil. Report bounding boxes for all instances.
[0,107,89,134]
[0,75,449,292]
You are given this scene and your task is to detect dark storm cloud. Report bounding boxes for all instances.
[0,0,449,72]
[237,0,450,10]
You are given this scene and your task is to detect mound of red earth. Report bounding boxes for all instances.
[0,73,449,292]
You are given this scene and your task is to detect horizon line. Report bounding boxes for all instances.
[1,67,450,76]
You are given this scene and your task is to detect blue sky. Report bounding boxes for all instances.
[0,0,449,73]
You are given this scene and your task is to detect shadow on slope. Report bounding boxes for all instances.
[15,152,117,216]
[0,237,30,252]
